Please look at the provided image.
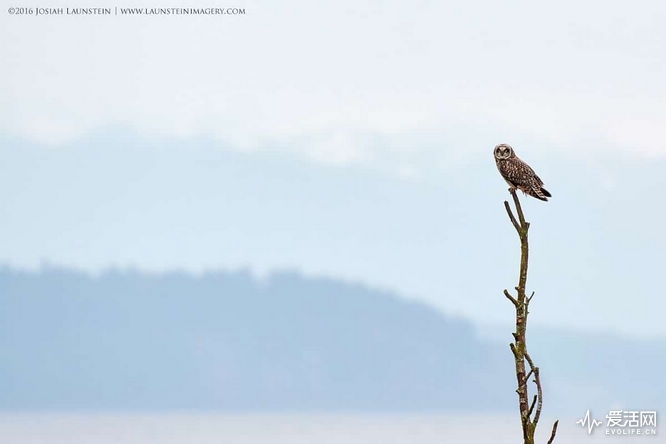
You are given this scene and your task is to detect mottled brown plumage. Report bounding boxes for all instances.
[494,144,551,201]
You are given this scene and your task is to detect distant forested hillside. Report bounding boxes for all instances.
[0,266,510,411]
[0,267,663,413]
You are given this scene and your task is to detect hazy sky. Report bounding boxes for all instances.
[3,1,666,162]
[2,1,666,336]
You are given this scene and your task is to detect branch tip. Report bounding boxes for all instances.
[504,200,520,232]
[547,420,559,444]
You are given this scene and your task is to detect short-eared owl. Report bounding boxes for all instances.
[494,144,551,201]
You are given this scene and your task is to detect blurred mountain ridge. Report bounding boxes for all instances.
[1,266,663,413]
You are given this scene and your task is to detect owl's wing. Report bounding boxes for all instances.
[533,173,545,187]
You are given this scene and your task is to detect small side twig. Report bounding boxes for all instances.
[527,394,537,419]
[510,188,528,228]
[547,421,559,444]
[504,289,518,306]
[524,367,535,385]
[525,353,542,427]
[504,200,521,232]
[527,291,535,304]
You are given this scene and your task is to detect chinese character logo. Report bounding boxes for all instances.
[578,410,657,436]
[641,412,657,427]
[606,410,625,427]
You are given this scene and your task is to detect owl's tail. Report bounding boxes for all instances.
[533,187,551,201]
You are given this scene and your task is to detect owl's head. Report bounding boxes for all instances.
[494,144,514,160]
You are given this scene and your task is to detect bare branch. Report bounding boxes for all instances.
[524,367,535,384]
[501,190,557,443]
[504,289,518,306]
[525,353,543,427]
[504,200,520,233]
[510,189,527,228]
[547,420,559,444]
[527,394,537,418]
[525,352,536,371]
[509,342,518,358]
[527,291,535,304]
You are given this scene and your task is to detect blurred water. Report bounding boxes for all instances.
[0,413,656,443]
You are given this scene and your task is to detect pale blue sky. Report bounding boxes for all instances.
[1,1,666,336]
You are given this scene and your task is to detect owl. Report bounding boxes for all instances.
[494,144,551,201]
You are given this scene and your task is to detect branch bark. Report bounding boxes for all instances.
[503,189,558,444]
